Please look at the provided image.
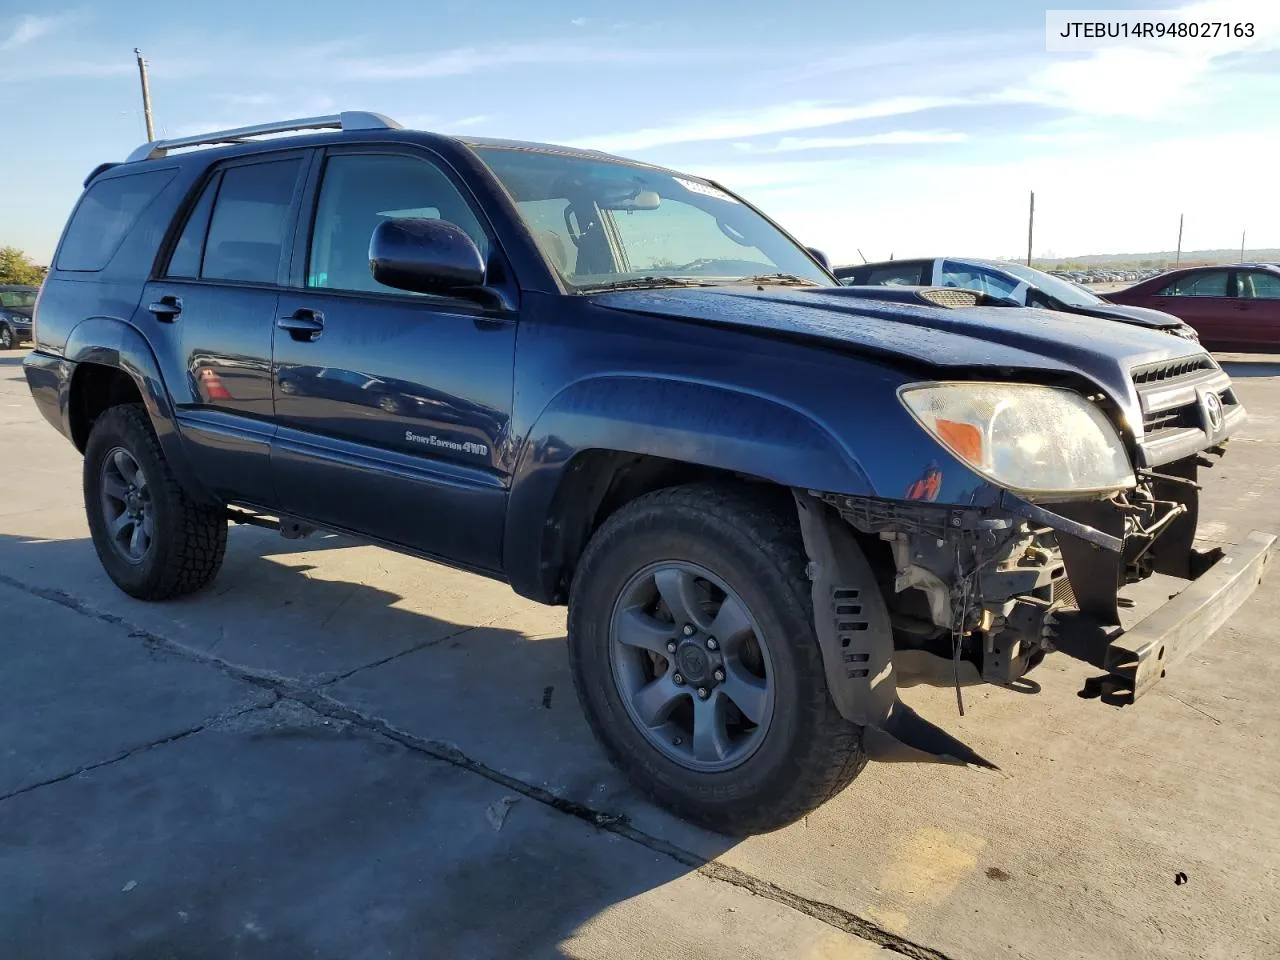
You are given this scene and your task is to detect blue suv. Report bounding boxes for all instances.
[22,112,1273,833]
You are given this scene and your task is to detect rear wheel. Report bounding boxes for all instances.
[568,484,866,835]
[84,404,227,600]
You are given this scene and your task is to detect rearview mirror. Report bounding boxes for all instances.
[600,189,661,211]
[369,218,486,295]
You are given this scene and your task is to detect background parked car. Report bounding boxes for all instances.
[0,284,37,349]
[1105,264,1280,349]
[832,257,1199,341]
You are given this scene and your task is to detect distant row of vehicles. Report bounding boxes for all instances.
[1048,268,1163,284]
[833,257,1280,350]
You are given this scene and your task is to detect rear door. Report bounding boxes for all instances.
[1146,269,1233,344]
[270,145,517,571]
[1230,269,1280,348]
[144,151,309,506]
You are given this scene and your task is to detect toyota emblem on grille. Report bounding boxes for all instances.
[1203,391,1224,433]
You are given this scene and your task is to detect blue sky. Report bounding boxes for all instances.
[2,0,1278,265]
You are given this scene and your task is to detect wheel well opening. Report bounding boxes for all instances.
[540,451,773,604]
[69,363,144,452]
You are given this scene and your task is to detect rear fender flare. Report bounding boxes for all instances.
[64,317,215,504]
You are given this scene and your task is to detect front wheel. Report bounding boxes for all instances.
[568,484,866,835]
[84,404,227,600]
[0,324,13,350]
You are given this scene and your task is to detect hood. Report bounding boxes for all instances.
[1066,300,1186,330]
[593,285,1206,422]
[4,305,33,322]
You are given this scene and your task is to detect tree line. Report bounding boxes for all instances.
[0,247,48,286]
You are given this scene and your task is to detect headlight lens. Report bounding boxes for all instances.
[899,382,1135,497]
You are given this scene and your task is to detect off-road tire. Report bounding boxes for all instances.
[568,483,866,835]
[84,403,227,600]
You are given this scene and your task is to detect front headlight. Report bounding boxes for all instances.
[899,382,1135,498]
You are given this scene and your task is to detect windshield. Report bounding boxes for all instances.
[995,262,1102,308]
[0,290,37,309]
[471,147,833,290]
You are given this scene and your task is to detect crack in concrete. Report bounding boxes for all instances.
[0,572,957,960]
[318,614,511,688]
[0,698,274,804]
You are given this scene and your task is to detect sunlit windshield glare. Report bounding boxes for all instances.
[471,147,833,290]
[998,262,1101,308]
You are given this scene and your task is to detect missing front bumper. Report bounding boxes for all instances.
[1053,531,1274,703]
[1104,531,1274,702]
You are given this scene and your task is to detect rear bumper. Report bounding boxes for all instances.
[1102,531,1274,702]
[23,350,75,443]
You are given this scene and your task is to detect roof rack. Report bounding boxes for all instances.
[126,111,403,163]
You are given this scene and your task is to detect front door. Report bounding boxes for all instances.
[143,152,308,506]
[270,146,516,572]
[1147,269,1234,344]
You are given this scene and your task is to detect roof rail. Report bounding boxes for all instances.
[126,111,403,163]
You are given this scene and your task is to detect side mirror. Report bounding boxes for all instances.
[369,218,486,295]
[806,247,831,271]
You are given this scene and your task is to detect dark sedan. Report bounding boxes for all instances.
[1105,264,1280,350]
[834,257,1199,341]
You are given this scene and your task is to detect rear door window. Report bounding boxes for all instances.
[1157,271,1229,297]
[1236,270,1280,299]
[864,263,929,286]
[56,170,176,272]
[200,159,303,284]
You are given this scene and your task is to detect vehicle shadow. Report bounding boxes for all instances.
[0,526,745,957]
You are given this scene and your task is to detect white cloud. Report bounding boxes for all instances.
[448,114,494,129]
[743,130,968,153]
[336,41,682,81]
[570,17,587,27]
[571,96,967,152]
[0,13,70,50]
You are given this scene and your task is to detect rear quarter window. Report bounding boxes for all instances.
[55,170,176,272]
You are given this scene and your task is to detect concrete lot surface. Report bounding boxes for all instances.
[1,347,1278,959]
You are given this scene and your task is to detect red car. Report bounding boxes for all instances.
[1106,263,1280,349]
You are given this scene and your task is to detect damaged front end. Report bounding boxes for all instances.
[794,452,1274,769]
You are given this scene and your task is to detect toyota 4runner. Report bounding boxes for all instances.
[23,112,1274,834]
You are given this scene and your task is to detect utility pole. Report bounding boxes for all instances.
[135,48,155,141]
[1026,190,1035,267]
[1175,213,1183,266]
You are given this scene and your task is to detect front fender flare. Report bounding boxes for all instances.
[64,317,215,504]
[504,375,872,600]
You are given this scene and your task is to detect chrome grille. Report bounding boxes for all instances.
[1130,356,1215,385]
[1129,353,1240,466]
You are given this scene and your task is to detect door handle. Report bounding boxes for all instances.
[148,295,183,321]
[277,309,325,342]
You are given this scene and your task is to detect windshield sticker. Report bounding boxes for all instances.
[674,177,739,204]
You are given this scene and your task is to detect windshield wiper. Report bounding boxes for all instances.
[735,273,820,287]
[577,276,719,293]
